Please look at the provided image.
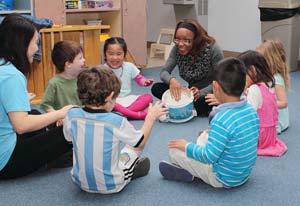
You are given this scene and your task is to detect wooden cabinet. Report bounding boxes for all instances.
[122,0,147,67]
[34,0,121,36]
[34,0,66,25]
[34,0,147,67]
[28,25,109,104]
[29,0,147,103]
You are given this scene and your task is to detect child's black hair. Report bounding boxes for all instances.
[214,57,246,97]
[238,50,275,88]
[103,37,127,60]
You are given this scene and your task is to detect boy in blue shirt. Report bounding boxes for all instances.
[63,66,167,194]
[159,57,260,188]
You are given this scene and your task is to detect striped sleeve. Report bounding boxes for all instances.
[186,121,229,163]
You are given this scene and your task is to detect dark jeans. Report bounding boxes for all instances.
[151,82,212,116]
[0,125,72,179]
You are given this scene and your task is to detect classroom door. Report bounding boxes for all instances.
[122,0,147,67]
[34,0,66,25]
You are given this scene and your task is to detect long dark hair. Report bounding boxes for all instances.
[0,14,37,75]
[238,50,275,88]
[174,19,215,55]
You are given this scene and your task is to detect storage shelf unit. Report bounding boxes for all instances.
[65,7,121,13]
[28,25,108,104]
[34,0,146,65]
[0,0,33,15]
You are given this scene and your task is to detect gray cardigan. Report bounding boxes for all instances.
[160,43,224,97]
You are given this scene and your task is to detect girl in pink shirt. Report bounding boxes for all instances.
[238,50,287,156]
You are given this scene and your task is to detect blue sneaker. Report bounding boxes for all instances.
[159,161,194,182]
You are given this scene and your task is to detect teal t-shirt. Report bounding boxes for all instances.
[0,59,31,171]
[40,74,82,111]
[105,62,140,97]
[274,73,289,133]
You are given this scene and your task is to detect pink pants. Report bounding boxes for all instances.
[113,94,153,120]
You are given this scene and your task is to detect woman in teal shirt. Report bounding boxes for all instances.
[0,14,73,179]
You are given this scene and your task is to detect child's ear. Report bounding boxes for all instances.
[212,80,220,93]
[105,92,115,103]
[65,61,72,68]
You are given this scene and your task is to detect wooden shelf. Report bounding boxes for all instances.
[40,24,110,32]
[0,9,32,14]
[66,7,120,13]
[28,25,108,104]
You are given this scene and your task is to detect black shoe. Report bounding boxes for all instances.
[47,150,73,168]
[159,161,194,182]
[132,157,150,180]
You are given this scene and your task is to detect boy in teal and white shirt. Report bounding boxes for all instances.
[159,57,260,188]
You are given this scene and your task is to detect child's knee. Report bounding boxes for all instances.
[169,148,185,162]
[144,94,153,103]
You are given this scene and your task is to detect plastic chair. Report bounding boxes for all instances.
[150,28,175,60]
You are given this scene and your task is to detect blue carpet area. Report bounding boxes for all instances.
[1,67,300,206]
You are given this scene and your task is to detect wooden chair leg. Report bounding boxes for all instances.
[150,46,155,58]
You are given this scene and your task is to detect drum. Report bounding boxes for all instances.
[161,89,195,123]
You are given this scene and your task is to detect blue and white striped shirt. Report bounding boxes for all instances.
[63,107,143,194]
[186,100,259,187]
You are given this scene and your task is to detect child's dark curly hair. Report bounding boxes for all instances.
[77,65,121,106]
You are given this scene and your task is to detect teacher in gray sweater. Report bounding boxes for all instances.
[151,19,224,116]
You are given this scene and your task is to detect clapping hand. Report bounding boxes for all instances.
[144,78,154,86]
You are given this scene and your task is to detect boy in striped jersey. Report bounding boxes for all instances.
[63,66,167,194]
[159,57,260,188]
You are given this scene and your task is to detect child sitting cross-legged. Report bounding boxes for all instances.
[159,57,260,188]
[63,66,167,194]
[40,40,86,126]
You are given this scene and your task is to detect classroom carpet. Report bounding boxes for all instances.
[0,66,300,206]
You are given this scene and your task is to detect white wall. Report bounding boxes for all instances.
[208,0,262,52]
[146,1,176,42]
[147,0,262,52]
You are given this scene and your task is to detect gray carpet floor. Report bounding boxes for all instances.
[0,67,299,206]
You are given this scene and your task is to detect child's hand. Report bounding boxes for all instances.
[205,93,220,106]
[28,92,36,101]
[58,105,76,119]
[56,119,64,127]
[198,127,210,136]
[146,101,168,121]
[168,139,189,152]
[144,78,154,86]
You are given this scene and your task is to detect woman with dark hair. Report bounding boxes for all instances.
[151,19,224,116]
[0,14,73,179]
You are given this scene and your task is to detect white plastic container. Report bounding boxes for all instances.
[161,89,195,123]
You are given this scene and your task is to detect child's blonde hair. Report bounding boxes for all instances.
[257,39,290,90]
